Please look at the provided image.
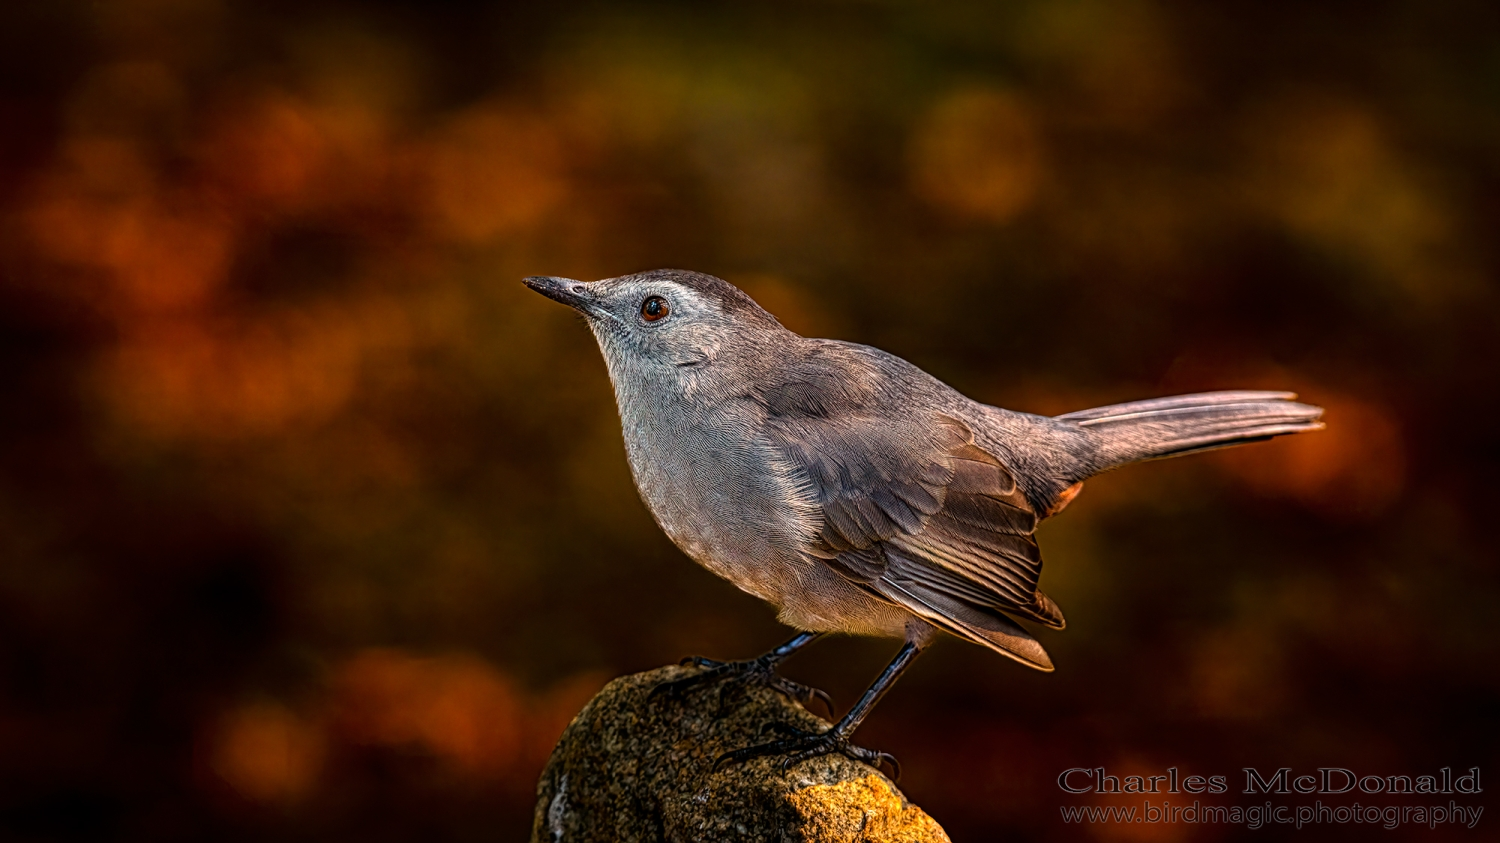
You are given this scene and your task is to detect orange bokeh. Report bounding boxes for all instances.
[210,700,325,805]
[1217,388,1405,519]
[910,88,1045,224]
[206,648,605,806]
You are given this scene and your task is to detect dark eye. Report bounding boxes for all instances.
[641,296,669,321]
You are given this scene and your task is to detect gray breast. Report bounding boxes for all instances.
[615,382,818,602]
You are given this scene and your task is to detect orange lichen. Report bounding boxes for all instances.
[787,775,951,843]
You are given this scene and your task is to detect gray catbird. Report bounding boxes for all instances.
[524,269,1323,774]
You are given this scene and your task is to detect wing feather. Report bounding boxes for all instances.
[764,398,1067,661]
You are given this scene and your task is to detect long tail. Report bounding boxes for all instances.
[1058,390,1325,474]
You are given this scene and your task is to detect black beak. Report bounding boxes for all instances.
[523,276,591,312]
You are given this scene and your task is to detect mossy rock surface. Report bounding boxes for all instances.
[531,665,949,843]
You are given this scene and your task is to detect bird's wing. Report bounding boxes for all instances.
[763,396,1064,671]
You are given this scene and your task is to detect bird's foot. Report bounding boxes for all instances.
[714,721,901,780]
[650,655,833,717]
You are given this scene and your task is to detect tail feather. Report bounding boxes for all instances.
[1057,391,1324,473]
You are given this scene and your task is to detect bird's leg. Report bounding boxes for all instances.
[714,639,923,780]
[650,632,831,716]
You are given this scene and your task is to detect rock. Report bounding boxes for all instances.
[531,665,949,843]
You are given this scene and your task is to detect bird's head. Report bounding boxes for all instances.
[523,270,788,378]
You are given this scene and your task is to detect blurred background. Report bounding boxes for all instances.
[0,0,1496,840]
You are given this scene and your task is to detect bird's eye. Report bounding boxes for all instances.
[641,296,669,321]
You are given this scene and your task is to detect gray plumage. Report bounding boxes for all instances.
[524,269,1324,673]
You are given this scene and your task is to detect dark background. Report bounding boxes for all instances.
[1,1,1496,840]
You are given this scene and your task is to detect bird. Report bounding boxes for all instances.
[523,269,1324,775]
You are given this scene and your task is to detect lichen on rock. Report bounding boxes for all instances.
[531,665,949,842]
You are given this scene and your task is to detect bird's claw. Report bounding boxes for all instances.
[713,725,902,781]
[766,675,835,719]
[647,657,730,701]
[650,655,834,718]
